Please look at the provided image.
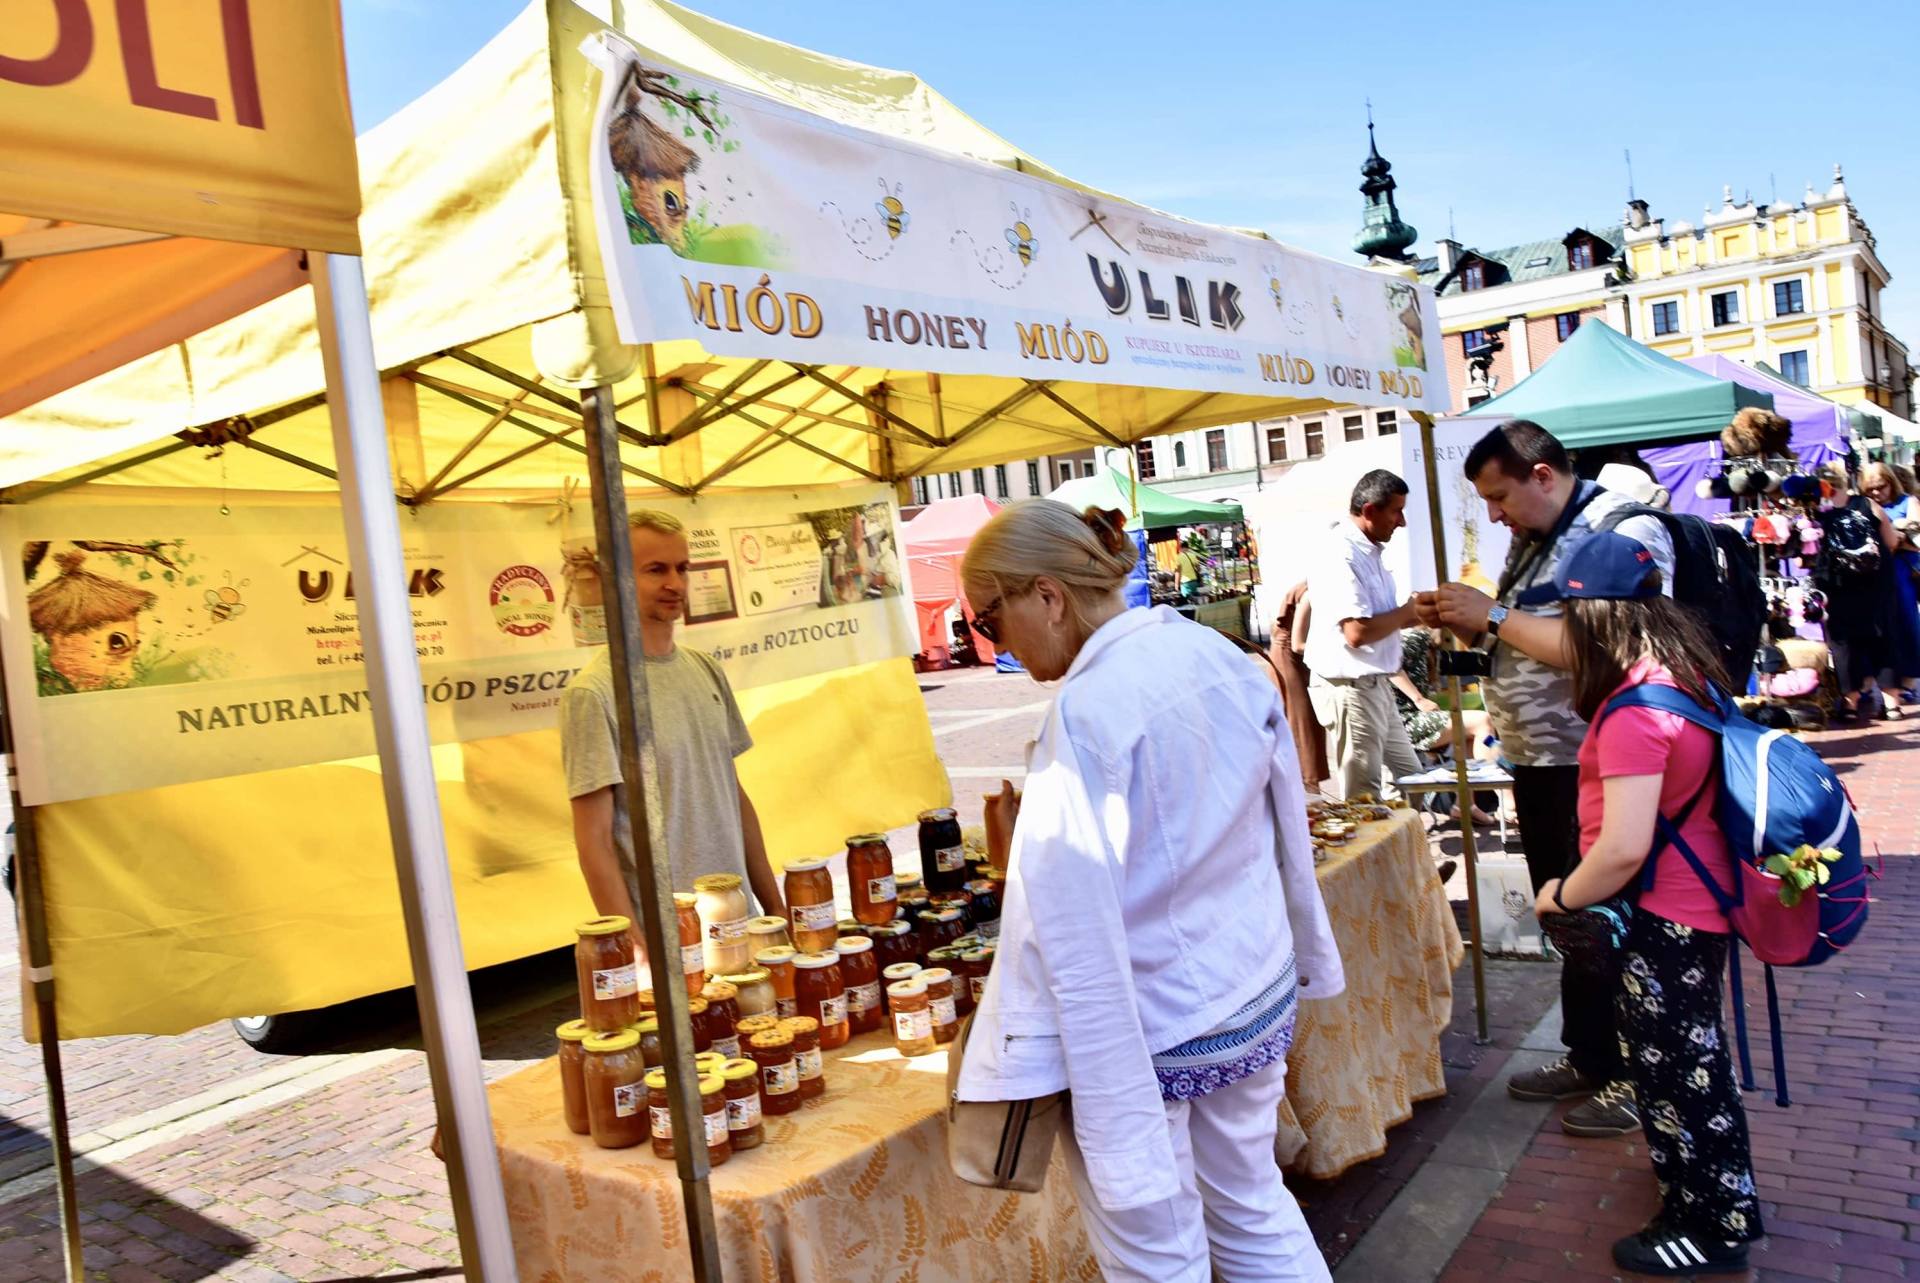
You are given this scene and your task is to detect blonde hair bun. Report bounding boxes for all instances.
[1080,506,1130,556]
[962,500,1138,626]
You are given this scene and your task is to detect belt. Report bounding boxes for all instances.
[1313,672,1391,687]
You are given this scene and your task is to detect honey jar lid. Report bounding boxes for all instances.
[917,807,957,822]
[917,908,964,924]
[845,833,887,846]
[687,996,710,1014]
[964,880,997,894]
[633,1016,660,1034]
[748,1028,794,1049]
[896,874,924,889]
[719,968,770,987]
[779,1016,820,1035]
[582,1030,640,1054]
[735,1014,780,1035]
[792,951,840,970]
[867,920,910,938]
[755,946,798,965]
[643,1068,669,1089]
[881,962,923,981]
[702,981,739,1002]
[747,915,789,934]
[783,857,829,872]
[693,874,743,892]
[672,892,698,909]
[835,936,873,955]
[694,1052,729,1071]
[978,866,1007,880]
[720,1058,759,1083]
[575,915,631,937]
[886,978,927,999]
[919,967,953,986]
[556,1019,593,1042]
[961,948,993,963]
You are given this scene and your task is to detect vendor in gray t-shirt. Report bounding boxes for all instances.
[560,510,785,950]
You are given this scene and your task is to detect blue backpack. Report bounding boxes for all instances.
[1597,684,1871,1105]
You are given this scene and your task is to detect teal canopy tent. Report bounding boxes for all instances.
[1049,467,1244,530]
[1456,320,1774,449]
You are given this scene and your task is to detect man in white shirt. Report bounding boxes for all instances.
[1305,469,1423,802]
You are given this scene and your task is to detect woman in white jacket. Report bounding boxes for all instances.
[957,501,1344,1283]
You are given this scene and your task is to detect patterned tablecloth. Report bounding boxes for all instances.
[492,809,1459,1276]
[1276,807,1464,1179]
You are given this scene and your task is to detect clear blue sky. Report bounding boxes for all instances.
[341,0,1918,360]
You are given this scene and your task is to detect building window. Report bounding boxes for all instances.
[1173,441,1187,470]
[1774,279,1806,316]
[1460,329,1489,355]
[1465,390,1492,409]
[1343,414,1365,442]
[1026,460,1040,495]
[947,472,962,498]
[1376,410,1398,436]
[1651,301,1679,336]
[1266,425,1290,462]
[970,467,986,494]
[1569,241,1594,270]
[1555,312,1581,341]
[1461,262,1484,291]
[1205,428,1228,472]
[1710,291,1740,327]
[993,464,1009,499]
[911,477,930,506]
[1780,350,1810,386]
[1304,422,1325,458]
[1134,441,1157,480]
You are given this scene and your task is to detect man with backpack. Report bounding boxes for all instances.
[1417,420,1678,1138]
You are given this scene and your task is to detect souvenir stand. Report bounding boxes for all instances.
[0,5,518,1279]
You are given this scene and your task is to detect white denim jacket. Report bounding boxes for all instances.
[954,606,1344,1212]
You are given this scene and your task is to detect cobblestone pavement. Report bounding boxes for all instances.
[1441,714,1920,1283]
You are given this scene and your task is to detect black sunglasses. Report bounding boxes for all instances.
[969,595,1006,644]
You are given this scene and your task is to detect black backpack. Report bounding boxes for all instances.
[1595,504,1767,693]
[1814,499,1883,589]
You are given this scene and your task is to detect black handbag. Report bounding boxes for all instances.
[1539,897,1635,987]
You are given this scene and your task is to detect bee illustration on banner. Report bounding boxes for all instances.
[874,179,910,239]
[1004,203,1038,267]
[204,573,249,624]
[821,177,908,262]
[1269,275,1284,310]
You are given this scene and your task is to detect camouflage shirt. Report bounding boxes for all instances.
[1485,487,1675,767]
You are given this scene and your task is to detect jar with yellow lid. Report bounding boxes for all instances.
[720,1058,764,1150]
[745,915,791,954]
[555,1019,593,1135]
[633,1015,663,1069]
[919,967,960,1044]
[581,1029,647,1149]
[702,981,743,1058]
[720,968,775,1020]
[887,978,936,1056]
[735,1012,781,1044]
[756,946,799,1019]
[747,1027,800,1115]
[695,874,752,975]
[673,892,705,996]
[574,915,639,1033]
[780,1016,825,1100]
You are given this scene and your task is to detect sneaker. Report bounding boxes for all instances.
[1611,1219,1749,1276]
[1562,1079,1640,1137]
[1506,1055,1597,1102]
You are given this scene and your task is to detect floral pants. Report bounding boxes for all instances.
[1616,913,1764,1243]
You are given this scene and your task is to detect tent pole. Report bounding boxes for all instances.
[580,374,726,1283]
[1411,409,1490,1044]
[0,667,82,1283]
[311,254,520,1281]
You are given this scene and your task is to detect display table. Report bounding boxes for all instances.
[490,1038,1097,1282]
[491,812,1458,1277]
[1276,808,1464,1179]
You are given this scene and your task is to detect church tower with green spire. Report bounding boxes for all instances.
[1353,113,1418,261]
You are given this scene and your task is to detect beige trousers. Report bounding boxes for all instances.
[1307,673,1423,803]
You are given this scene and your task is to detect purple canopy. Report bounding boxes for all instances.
[1641,355,1850,516]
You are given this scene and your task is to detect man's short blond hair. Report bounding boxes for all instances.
[627,509,684,536]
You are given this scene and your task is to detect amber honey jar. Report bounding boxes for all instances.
[702,982,743,1058]
[784,859,838,953]
[792,952,849,1050]
[835,937,882,1036]
[846,834,897,926]
[673,893,705,996]
[887,978,936,1056]
[574,915,639,1033]
[920,968,960,1045]
[581,1029,648,1149]
[780,1017,825,1100]
[720,1058,764,1150]
[747,1028,800,1115]
[756,946,799,1019]
[556,1019,592,1136]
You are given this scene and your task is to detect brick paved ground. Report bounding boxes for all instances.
[1441,715,1920,1283]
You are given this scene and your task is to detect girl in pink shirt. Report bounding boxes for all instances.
[1535,530,1761,1277]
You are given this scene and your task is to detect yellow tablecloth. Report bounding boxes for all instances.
[491,810,1459,1276]
[1276,808,1464,1179]
[490,1039,1098,1282]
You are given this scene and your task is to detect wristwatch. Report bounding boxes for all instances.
[1486,603,1510,638]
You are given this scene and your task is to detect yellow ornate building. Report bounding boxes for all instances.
[1622,168,1911,418]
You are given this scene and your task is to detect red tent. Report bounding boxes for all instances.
[902,494,1000,660]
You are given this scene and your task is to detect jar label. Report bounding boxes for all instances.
[727,1094,763,1130]
[763,1061,799,1095]
[591,962,638,1001]
[703,1108,729,1148]
[613,1082,643,1118]
[931,995,957,1027]
[848,981,881,1015]
[893,1008,933,1042]
[936,845,966,873]
[708,915,750,943]
[777,997,797,1019]
[680,942,704,975]
[819,994,848,1028]
[795,1047,824,1080]
[969,975,986,1004]
[791,900,838,932]
[865,874,897,904]
[712,1034,742,1059]
[650,1104,673,1139]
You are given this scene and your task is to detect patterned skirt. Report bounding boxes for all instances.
[1151,955,1298,1101]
